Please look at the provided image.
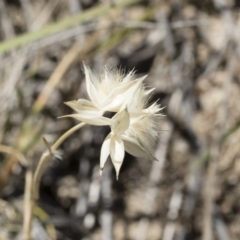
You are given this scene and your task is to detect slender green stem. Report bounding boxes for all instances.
[33,122,86,200]
[51,122,86,151]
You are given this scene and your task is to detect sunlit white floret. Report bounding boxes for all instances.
[62,64,163,179]
[63,64,146,125]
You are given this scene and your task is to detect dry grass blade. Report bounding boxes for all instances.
[0,145,27,166]
[31,32,99,114]
[0,0,141,54]
[33,123,86,201]
[23,165,33,240]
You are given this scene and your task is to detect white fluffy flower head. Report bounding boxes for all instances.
[62,64,164,179]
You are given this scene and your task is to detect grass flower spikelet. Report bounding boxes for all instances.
[61,64,164,179]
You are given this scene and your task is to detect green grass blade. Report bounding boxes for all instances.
[0,0,141,54]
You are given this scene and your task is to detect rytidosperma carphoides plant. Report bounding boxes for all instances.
[61,63,164,179]
[20,63,164,239]
[33,63,164,202]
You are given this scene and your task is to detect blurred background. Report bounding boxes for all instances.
[0,0,240,239]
